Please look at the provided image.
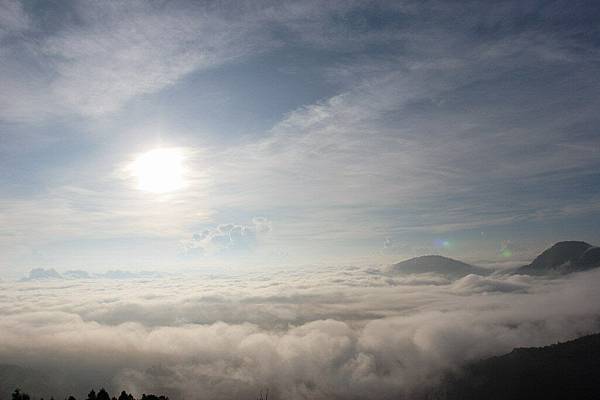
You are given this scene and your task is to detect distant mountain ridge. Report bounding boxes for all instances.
[388,255,489,279]
[389,241,600,279]
[20,269,165,281]
[24,268,63,280]
[516,241,600,275]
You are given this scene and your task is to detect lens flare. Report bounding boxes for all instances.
[499,241,514,258]
[434,239,451,249]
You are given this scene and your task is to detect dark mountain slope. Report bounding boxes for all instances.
[0,364,56,399]
[517,241,600,275]
[437,332,600,400]
[389,255,489,279]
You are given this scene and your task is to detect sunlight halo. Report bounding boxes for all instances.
[129,148,186,193]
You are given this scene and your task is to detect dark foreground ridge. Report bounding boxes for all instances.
[8,388,271,400]
[434,332,600,400]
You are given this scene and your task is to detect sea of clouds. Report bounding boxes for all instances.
[2,266,600,400]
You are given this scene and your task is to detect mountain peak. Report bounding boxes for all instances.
[21,268,62,281]
[517,241,600,275]
[389,255,488,278]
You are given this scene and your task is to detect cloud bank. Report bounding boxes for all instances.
[2,267,600,400]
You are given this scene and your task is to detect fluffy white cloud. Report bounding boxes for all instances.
[181,217,272,255]
[1,267,599,400]
[451,273,531,294]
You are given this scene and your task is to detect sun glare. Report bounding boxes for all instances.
[130,148,185,193]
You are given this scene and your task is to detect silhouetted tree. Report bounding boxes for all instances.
[118,391,135,400]
[141,394,169,400]
[96,388,110,400]
[12,389,30,400]
[13,387,173,400]
[257,389,269,400]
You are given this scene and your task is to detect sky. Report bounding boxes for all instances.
[2,0,600,278]
[2,3,600,399]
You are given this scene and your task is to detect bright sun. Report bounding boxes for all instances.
[130,148,185,193]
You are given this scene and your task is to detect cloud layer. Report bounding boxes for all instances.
[2,267,600,400]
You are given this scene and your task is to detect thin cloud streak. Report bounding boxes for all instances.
[0,0,599,271]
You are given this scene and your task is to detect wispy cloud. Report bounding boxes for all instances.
[0,0,29,37]
[0,0,278,121]
[1,1,599,272]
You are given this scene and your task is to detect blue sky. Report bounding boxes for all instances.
[1,0,600,277]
